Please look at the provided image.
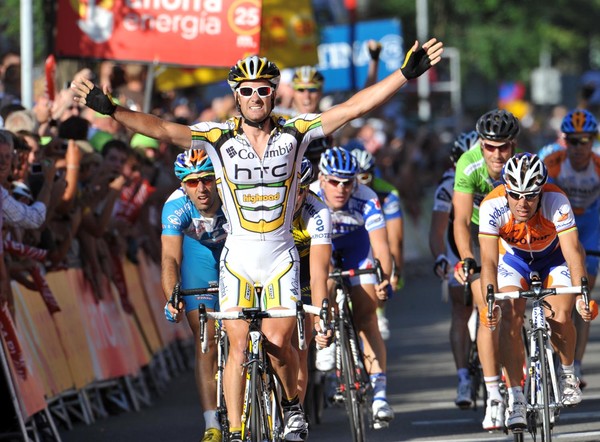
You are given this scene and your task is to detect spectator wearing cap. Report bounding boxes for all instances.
[130,133,159,161]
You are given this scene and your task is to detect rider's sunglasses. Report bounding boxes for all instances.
[481,140,513,152]
[565,136,592,147]
[324,175,354,189]
[238,86,274,98]
[356,172,373,185]
[184,176,215,187]
[295,87,320,93]
[506,189,540,201]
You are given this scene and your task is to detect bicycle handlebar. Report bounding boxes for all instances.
[197,300,329,354]
[179,286,219,296]
[461,258,479,307]
[329,259,383,283]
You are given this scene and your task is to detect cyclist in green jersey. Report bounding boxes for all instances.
[452,109,519,431]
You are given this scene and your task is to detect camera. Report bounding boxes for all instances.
[30,163,43,174]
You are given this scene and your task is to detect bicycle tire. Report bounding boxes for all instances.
[468,345,485,410]
[247,362,266,442]
[339,318,367,442]
[536,329,552,442]
[217,333,230,438]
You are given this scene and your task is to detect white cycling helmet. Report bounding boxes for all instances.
[502,153,547,193]
[350,148,375,173]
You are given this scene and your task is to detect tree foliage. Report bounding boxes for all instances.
[0,0,48,61]
[363,0,600,82]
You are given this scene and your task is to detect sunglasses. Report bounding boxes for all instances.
[295,87,320,93]
[565,136,592,146]
[324,175,354,188]
[238,86,274,98]
[356,172,373,184]
[481,140,513,152]
[506,189,540,201]
[184,176,215,187]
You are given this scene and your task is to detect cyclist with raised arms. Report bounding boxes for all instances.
[544,109,600,388]
[478,153,598,430]
[310,146,394,429]
[291,157,333,403]
[72,39,443,441]
[161,150,227,442]
[452,109,519,431]
[429,130,479,408]
[351,145,404,340]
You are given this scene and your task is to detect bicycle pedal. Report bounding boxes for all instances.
[332,393,344,404]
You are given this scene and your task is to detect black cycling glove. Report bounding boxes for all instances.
[86,85,117,115]
[400,45,432,80]
[369,42,382,61]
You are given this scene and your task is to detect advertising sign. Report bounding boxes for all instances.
[55,0,262,67]
[318,19,403,93]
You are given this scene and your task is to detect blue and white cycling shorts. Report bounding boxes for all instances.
[575,212,600,277]
[497,248,572,290]
[332,228,378,286]
[218,237,301,312]
[180,235,220,313]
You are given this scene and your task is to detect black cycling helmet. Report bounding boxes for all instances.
[476,109,520,141]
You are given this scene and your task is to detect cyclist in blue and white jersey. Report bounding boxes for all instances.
[291,158,333,403]
[73,39,444,441]
[161,150,227,442]
[310,146,394,429]
[429,130,479,408]
[544,109,600,388]
[350,145,403,341]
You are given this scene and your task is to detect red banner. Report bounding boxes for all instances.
[55,0,262,67]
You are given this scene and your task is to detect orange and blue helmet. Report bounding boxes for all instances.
[561,109,598,134]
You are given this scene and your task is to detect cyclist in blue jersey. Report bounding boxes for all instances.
[161,150,227,442]
[544,109,600,388]
[310,146,394,429]
[429,130,479,408]
[73,39,443,441]
[350,145,403,341]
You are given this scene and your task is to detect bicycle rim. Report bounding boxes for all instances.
[340,321,366,442]
[537,329,552,442]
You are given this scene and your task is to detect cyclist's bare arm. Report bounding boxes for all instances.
[386,217,404,281]
[161,234,183,313]
[429,210,449,258]
[310,243,333,346]
[369,226,393,299]
[558,229,587,288]
[320,39,443,136]
[452,190,475,282]
[72,78,192,148]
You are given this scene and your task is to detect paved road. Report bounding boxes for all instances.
[60,260,600,442]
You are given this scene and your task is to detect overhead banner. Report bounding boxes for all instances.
[55,0,262,67]
[154,0,318,92]
[318,19,403,93]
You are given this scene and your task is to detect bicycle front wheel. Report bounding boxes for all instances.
[536,329,552,442]
[246,362,267,442]
[339,320,367,442]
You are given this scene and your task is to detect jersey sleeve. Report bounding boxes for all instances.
[305,194,332,246]
[544,190,577,235]
[477,195,501,237]
[382,190,402,220]
[433,174,454,213]
[161,189,191,236]
[362,186,386,232]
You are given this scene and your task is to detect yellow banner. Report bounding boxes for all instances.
[155,0,318,92]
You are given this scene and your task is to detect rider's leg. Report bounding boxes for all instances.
[449,284,473,375]
[222,317,249,432]
[498,297,526,388]
[350,284,385,374]
[295,314,313,403]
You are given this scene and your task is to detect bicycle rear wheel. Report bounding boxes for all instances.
[536,329,552,442]
[339,319,367,442]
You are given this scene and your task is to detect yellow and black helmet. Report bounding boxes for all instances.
[292,66,324,90]
[227,56,281,92]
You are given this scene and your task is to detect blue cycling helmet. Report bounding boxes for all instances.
[319,146,359,179]
[561,109,598,134]
[174,150,214,181]
[299,157,313,187]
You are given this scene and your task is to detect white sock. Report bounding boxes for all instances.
[508,386,524,404]
[204,410,220,430]
[370,373,387,401]
[484,376,502,402]
[561,363,575,376]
